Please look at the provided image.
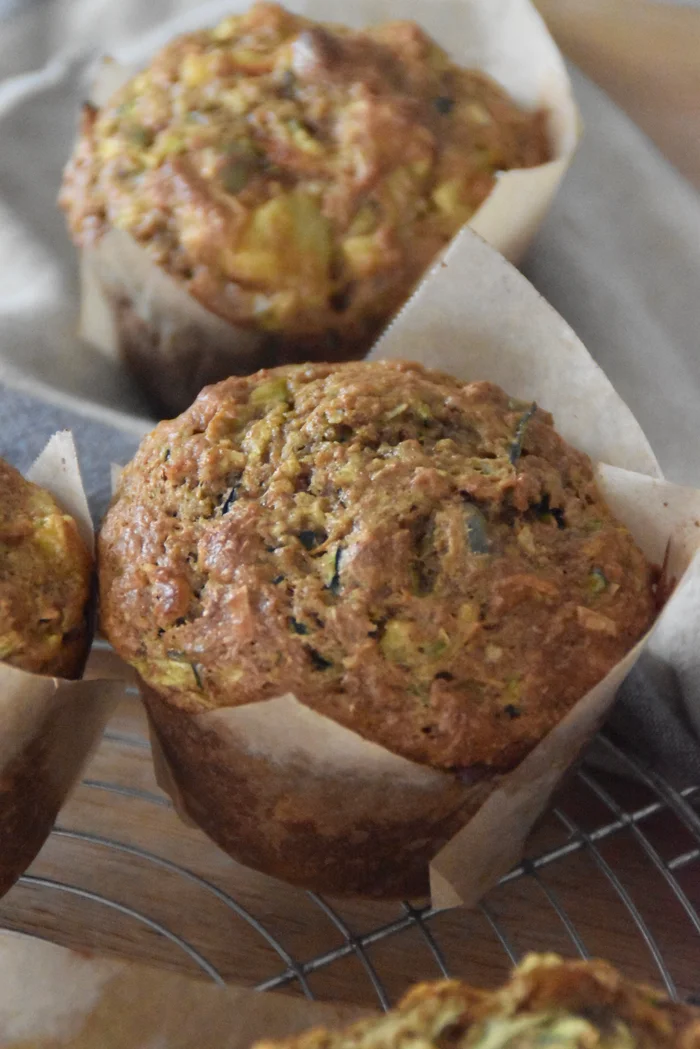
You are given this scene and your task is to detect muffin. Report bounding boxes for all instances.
[99,360,656,894]
[254,954,700,1049]
[0,457,92,679]
[60,1,551,416]
[0,450,96,899]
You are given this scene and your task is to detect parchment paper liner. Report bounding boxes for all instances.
[75,0,580,416]
[126,228,700,903]
[0,930,373,1048]
[0,433,122,897]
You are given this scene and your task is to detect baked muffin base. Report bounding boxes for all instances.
[0,712,72,896]
[143,685,495,898]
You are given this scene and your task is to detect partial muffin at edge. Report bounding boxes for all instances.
[98,359,656,772]
[0,458,92,678]
[253,954,700,1049]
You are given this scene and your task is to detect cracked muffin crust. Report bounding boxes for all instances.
[99,360,655,772]
[0,458,92,679]
[253,954,700,1049]
[61,2,550,388]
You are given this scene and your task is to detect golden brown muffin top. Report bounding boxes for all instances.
[61,3,549,336]
[0,458,92,678]
[99,361,655,772]
[254,954,700,1049]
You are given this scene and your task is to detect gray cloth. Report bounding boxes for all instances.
[522,65,700,491]
[0,386,139,523]
[611,664,700,784]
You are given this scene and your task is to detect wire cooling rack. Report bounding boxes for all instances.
[1,694,699,1012]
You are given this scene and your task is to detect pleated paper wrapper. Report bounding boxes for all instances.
[130,229,700,905]
[76,0,580,416]
[0,433,122,898]
[0,930,372,1048]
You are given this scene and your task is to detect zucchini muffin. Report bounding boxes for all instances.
[61,2,550,416]
[100,360,655,771]
[99,360,656,892]
[0,458,92,679]
[254,954,700,1049]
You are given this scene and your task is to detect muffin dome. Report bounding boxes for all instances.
[99,360,655,772]
[61,2,549,351]
[254,954,700,1049]
[0,458,92,678]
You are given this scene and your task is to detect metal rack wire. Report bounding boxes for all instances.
[3,725,699,1011]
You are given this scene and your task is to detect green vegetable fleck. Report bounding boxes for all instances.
[588,567,608,594]
[127,125,151,147]
[380,619,413,664]
[536,496,566,530]
[327,547,342,595]
[509,402,537,465]
[250,377,289,407]
[434,96,455,115]
[137,657,201,690]
[307,647,332,670]
[220,487,239,513]
[299,529,325,551]
[464,503,490,554]
[279,68,297,96]
[466,1012,607,1049]
[422,630,450,661]
[552,507,566,529]
[221,158,254,194]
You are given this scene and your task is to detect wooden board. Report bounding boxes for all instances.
[535,0,700,191]
[0,930,373,1048]
[0,694,698,1008]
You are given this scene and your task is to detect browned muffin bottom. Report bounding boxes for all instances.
[0,458,92,679]
[253,954,700,1049]
[61,2,550,345]
[99,360,655,772]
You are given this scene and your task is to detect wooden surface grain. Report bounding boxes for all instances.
[0,694,698,1007]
